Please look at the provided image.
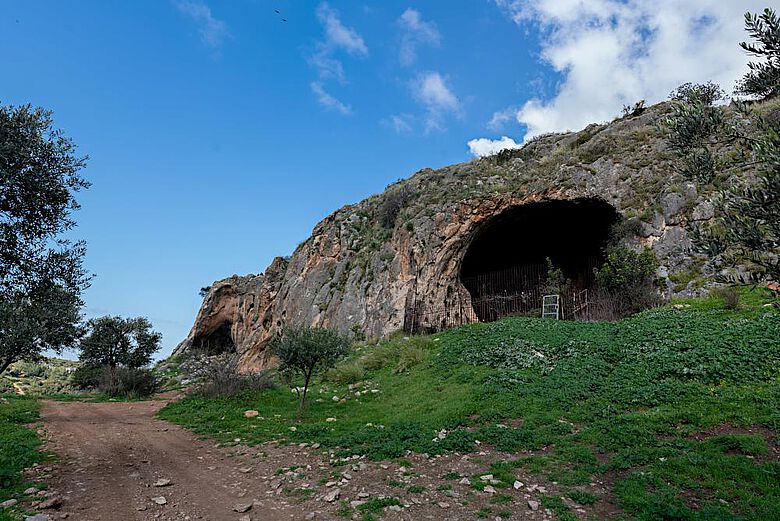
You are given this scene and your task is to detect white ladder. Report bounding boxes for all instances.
[542,294,560,320]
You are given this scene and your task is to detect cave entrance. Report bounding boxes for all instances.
[460,198,620,321]
[193,322,236,355]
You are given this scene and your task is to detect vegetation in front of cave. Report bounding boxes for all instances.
[160,289,780,520]
[187,353,276,398]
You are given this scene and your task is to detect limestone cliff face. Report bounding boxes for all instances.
[176,103,759,371]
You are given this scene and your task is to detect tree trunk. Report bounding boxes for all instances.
[0,357,12,375]
[298,368,313,418]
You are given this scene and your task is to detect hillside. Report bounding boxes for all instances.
[0,358,81,396]
[176,99,778,371]
[160,289,780,520]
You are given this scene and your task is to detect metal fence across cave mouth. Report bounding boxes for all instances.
[402,263,593,335]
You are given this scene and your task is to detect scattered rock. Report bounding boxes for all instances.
[233,503,252,513]
[350,501,366,508]
[324,481,338,487]
[513,481,523,490]
[458,477,471,486]
[37,497,62,510]
[528,500,540,511]
[323,488,340,503]
[305,513,316,520]
[239,516,251,521]
[1,499,18,508]
[24,487,38,495]
[244,410,260,418]
[150,497,167,506]
[357,492,370,499]
[479,474,494,481]
[437,502,450,509]
[25,515,50,521]
[238,467,253,474]
[483,486,496,494]
[153,478,172,487]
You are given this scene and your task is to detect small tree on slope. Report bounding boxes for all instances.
[271,326,350,416]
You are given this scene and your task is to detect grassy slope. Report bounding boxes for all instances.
[159,291,780,520]
[0,397,44,521]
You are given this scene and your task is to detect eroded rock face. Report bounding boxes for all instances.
[176,103,759,371]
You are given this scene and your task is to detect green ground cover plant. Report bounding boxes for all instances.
[159,288,780,520]
[0,397,44,521]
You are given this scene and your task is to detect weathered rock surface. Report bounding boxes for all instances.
[176,102,762,371]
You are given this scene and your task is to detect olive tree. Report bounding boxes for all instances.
[0,103,90,374]
[79,316,162,371]
[271,326,350,415]
[662,11,780,286]
[736,8,780,99]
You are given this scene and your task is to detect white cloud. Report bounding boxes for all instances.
[174,1,229,49]
[310,2,368,81]
[309,3,367,113]
[398,8,441,66]
[317,2,368,57]
[311,82,352,115]
[488,0,771,140]
[411,71,460,132]
[487,107,517,131]
[467,136,522,157]
[386,114,414,133]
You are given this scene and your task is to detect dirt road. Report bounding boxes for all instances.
[39,399,294,521]
[35,399,600,521]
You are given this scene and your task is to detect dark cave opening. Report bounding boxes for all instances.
[460,198,620,319]
[193,322,236,355]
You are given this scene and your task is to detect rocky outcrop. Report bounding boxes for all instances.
[176,102,763,371]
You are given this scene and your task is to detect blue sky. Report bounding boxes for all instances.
[1,1,770,357]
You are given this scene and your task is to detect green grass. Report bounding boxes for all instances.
[0,397,45,521]
[159,289,780,520]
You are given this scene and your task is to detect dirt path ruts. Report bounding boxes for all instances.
[39,399,289,521]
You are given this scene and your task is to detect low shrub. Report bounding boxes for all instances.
[593,246,661,318]
[191,355,275,398]
[710,286,740,309]
[325,361,365,385]
[98,367,158,398]
[394,345,428,374]
[360,345,396,372]
[70,364,104,389]
[12,361,47,378]
[378,184,413,229]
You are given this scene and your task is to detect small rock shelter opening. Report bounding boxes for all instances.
[191,322,235,355]
[459,198,620,321]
